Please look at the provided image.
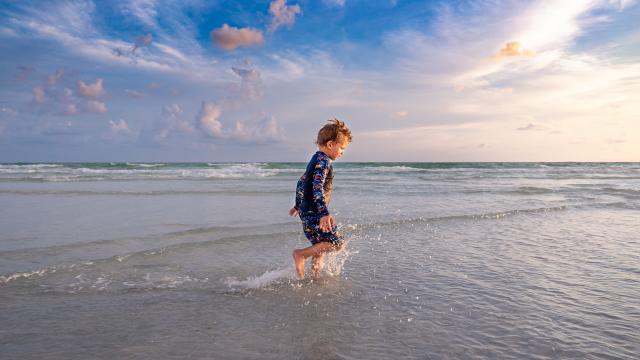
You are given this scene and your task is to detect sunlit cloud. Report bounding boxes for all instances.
[231,116,286,143]
[195,101,224,138]
[229,62,264,102]
[77,78,105,99]
[85,100,107,113]
[58,104,79,116]
[47,68,64,85]
[109,119,132,135]
[194,101,285,143]
[125,89,147,98]
[112,33,153,64]
[211,24,264,50]
[268,0,302,33]
[145,104,194,143]
[33,86,46,104]
[495,41,535,58]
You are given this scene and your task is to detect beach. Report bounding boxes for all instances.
[1,162,639,359]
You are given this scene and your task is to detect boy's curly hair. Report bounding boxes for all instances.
[316,118,352,146]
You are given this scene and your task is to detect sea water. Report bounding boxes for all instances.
[0,162,638,359]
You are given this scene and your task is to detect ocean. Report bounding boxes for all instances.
[1,162,638,359]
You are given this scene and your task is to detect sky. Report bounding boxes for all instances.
[0,0,638,162]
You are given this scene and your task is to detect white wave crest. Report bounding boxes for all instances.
[126,163,166,168]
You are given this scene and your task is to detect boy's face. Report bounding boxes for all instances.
[325,137,349,160]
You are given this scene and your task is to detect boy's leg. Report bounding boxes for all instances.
[292,242,336,279]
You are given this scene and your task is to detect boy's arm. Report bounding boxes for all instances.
[292,174,304,215]
[312,156,330,217]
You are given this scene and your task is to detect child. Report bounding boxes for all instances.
[289,119,352,279]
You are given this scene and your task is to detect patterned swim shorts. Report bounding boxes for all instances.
[299,214,343,246]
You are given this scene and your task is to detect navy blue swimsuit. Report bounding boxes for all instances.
[294,151,342,245]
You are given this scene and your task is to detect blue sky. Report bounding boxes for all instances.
[1,0,638,162]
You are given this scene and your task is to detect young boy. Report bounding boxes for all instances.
[289,119,352,279]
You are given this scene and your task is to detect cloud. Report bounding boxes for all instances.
[15,65,34,82]
[194,102,285,143]
[211,24,264,50]
[495,41,535,58]
[112,33,153,64]
[58,103,79,116]
[33,86,46,103]
[134,34,153,51]
[154,43,189,63]
[228,62,264,101]
[1,107,19,118]
[232,116,286,143]
[77,78,105,98]
[47,68,64,85]
[147,104,195,142]
[121,0,158,28]
[395,111,408,118]
[109,119,132,135]
[125,89,147,98]
[86,100,108,113]
[516,123,546,131]
[196,101,224,138]
[269,50,343,81]
[323,0,346,7]
[268,0,302,33]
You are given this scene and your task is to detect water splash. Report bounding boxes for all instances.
[224,266,298,289]
[324,237,356,276]
[224,237,357,289]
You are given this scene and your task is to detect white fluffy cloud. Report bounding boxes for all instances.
[195,101,224,138]
[231,116,285,143]
[194,101,285,143]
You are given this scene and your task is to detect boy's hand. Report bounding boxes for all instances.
[319,214,335,232]
[289,207,299,217]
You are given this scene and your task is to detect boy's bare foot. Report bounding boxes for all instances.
[292,250,305,279]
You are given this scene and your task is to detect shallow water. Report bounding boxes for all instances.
[1,162,639,359]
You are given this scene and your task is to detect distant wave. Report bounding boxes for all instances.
[0,163,291,181]
[2,162,639,182]
[126,162,166,168]
[0,189,291,196]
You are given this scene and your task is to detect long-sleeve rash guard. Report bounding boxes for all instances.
[295,151,333,217]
